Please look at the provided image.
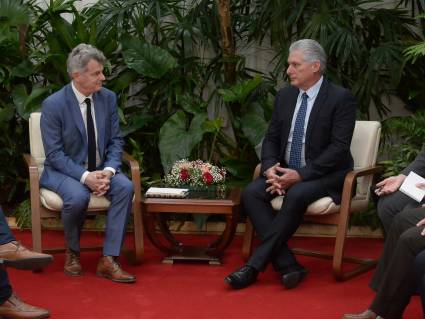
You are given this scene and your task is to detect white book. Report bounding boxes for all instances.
[399,171,425,202]
[145,187,189,198]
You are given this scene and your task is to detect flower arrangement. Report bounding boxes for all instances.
[164,159,226,189]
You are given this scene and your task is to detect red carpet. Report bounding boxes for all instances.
[7,230,422,319]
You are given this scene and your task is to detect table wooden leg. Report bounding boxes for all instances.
[207,210,238,257]
[156,214,184,250]
[143,211,177,254]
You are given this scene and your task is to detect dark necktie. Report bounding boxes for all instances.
[85,98,96,171]
[288,92,308,169]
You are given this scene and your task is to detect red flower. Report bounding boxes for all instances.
[180,169,189,181]
[203,172,213,184]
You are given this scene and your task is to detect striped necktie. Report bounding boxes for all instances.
[288,92,308,169]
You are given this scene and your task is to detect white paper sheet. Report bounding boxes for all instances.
[399,171,425,202]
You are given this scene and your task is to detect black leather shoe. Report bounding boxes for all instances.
[224,265,258,289]
[281,268,308,289]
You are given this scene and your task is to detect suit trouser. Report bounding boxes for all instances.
[244,177,327,272]
[414,250,425,319]
[369,208,425,319]
[50,173,134,256]
[377,190,421,234]
[0,206,15,304]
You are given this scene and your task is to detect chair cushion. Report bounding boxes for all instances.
[270,194,368,216]
[259,121,380,207]
[40,188,111,211]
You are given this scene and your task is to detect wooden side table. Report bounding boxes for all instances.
[142,188,241,265]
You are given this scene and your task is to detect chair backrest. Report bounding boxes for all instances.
[350,121,381,196]
[29,112,45,175]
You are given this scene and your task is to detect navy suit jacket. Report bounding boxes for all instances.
[261,78,357,204]
[40,84,124,191]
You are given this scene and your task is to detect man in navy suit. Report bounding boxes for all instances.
[40,43,135,283]
[225,39,356,289]
[0,206,52,318]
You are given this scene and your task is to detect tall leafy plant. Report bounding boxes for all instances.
[380,112,425,176]
[0,0,45,202]
[240,0,421,118]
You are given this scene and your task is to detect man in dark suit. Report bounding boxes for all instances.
[40,43,135,283]
[342,206,425,319]
[341,153,425,319]
[415,250,425,318]
[0,206,52,318]
[225,39,357,289]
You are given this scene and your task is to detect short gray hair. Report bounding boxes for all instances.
[67,43,106,75]
[289,39,327,74]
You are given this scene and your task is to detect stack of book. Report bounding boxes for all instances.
[145,187,189,198]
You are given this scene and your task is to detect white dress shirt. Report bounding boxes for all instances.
[284,76,323,167]
[71,82,115,184]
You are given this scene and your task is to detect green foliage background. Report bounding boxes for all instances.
[2,0,425,230]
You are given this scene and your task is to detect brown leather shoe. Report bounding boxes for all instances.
[0,293,49,319]
[342,309,381,319]
[0,241,53,270]
[64,248,81,276]
[96,256,136,283]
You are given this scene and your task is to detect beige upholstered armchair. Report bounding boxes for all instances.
[242,121,383,281]
[23,112,144,263]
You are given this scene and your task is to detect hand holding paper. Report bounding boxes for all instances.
[375,174,405,196]
[399,171,425,202]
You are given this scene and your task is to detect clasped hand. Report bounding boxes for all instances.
[85,170,113,197]
[264,163,301,195]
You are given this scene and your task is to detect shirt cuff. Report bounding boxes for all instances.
[104,167,116,176]
[80,171,90,184]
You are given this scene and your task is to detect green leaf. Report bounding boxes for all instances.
[0,0,30,26]
[404,42,425,62]
[0,106,14,122]
[49,16,77,50]
[12,84,48,119]
[217,88,238,103]
[121,113,155,136]
[122,38,177,79]
[240,113,268,147]
[218,75,263,105]
[109,69,138,92]
[202,118,223,133]
[221,158,253,182]
[11,60,33,78]
[159,111,208,173]
[11,84,26,118]
[178,93,207,115]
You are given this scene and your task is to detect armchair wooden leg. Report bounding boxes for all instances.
[132,204,144,264]
[332,220,378,281]
[331,200,378,281]
[31,204,42,253]
[242,219,254,261]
